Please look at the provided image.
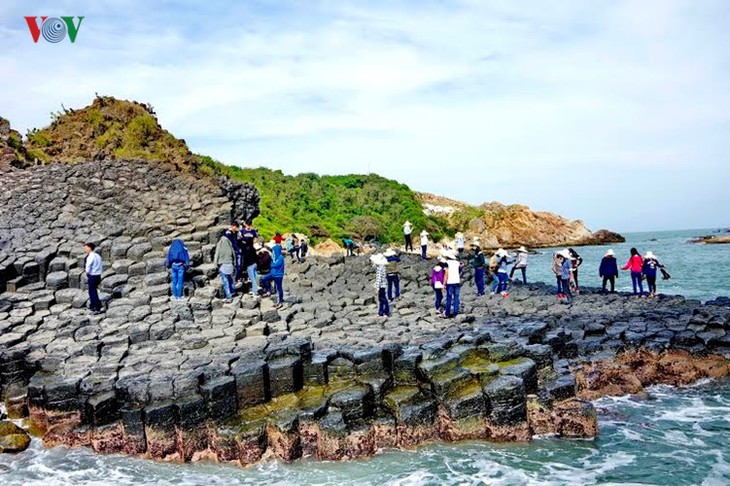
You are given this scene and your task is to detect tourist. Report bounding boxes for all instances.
[256,243,272,295]
[83,242,103,314]
[599,249,619,293]
[343,237,356,257]
[642,251,664,298]
[273,232,284,245]
[420,230,429,259]
[285,234,294,257]
[371,253,390,318]
[489,250,500,294]
[443,251,462,318]
[621,247,644,296]
[510,246,529,284]
[431,257,446,314]
[241,222,259,295]
[558,249,573,304]
[214,233,236,302]
[569,248,583,293]
[496,249,512,297]
[261,244,286,308]
[289,235,300,262]
[384,248,401,302]
[469,242,486,296]
[225,222,242,280]
[298,238,308,263]
[552,251,564,298]
[165,238,190,300]
[455,232,465,255]
[403,221,413,252]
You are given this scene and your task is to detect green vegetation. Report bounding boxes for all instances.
[198,156,453,243]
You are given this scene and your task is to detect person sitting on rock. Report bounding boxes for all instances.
[214,232,236,303]
[510,246,529,284]
[431,257,447,314]
[443,251,462,318]
[256,243,272,296]
[225,222,242,281]
[165,238,190,300]
[621,247,644,296]
[642,251,664,298]
[558,249,573,304]
[469,243,486,296]
[240,222,259,295]
[384,248,401,301]
[371,253,390,318]
[420,230,429,260]
[552,251,564,298]
[260,244,286,308]
[83,242,103,314]
[599,249,619,293]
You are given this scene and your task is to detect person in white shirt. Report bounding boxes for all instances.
[83,242,103,313]
[455,232,465,255]
[403,221,413,252]
[420,230,429,260]
[442,251,462,318]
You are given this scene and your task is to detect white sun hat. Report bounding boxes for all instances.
[383,248,397,257]
[559,249,572,259]
[420,230,429,236]
[605,249,615,256]
[370,253,387,265]
[516,246,528,253]
[645,251,656,259]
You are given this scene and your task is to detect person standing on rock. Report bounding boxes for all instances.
[298,238,309,263]
[261,244,285,308]
[371,253,390,318]
[569,248,583,293]
[285,234,294,257]
[343,237,356,257]
[420,230,429,260]
[455,232,466,255]
[214,233,236,303]
[552,251,564,298]
[83,242,103,314]
[384,248,401,302]
[558,249,573,304]
[443,251,462,318]
[165,238,190,300]
[489,250,500,294]
[256,243,272,296]
[403,221,413,252]
[225,222,242,281]
[599,249,619,293]
[431,257,447,314]
[621,247,644,296]
[240,222,259,295]
[273,232,284,246]
[469,242,486,296]
[289,236,300,262]
[496,249,512,297]
[642,251,664,298]
[510,246,529,284]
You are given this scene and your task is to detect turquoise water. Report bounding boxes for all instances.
[522,228,730,301]
[1,229,729,485]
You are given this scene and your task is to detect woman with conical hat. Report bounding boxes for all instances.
[642,251,664,298]
[420,230,429,260]
[510,246,529,285]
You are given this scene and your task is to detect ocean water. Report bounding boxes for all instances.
[517,228,730,302]
[1,229,729,485]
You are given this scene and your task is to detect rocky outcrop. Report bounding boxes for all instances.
[0,421,31,453]
[0,117,31,172]
[690,234,730,244]
[418,193,624,249]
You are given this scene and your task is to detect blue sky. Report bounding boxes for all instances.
[1,0,729,232]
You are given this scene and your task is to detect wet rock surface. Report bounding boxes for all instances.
[1,160,730,466]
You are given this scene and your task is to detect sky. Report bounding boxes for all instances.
[1,0,729,233]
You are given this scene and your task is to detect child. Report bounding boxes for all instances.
[599,249,619,293]
[371,253,389,318]
[621,247,644,296]
[431,257,446,313]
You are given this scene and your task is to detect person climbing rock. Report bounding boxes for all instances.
[403,221,413,252]
[642,251,664,297]
[165,238,190,300]
[469,242,486,296]
[431,257,446,314]
[214,232,236,303]
[371,253,389,318]
[420,230,429,260]
[510,246,529,284]
[621,247,644,296]
[599,249,619,293]
[384,248,401,302]
[240,222,259,295]
[261,243,286,308]
[443,251,462,318]
[569,248,583,293]
[83,242,103,314]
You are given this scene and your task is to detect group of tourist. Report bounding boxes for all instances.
[599,247,667,298]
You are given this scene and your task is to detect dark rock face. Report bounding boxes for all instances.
[0,159,729,467]
[218,177,260,225]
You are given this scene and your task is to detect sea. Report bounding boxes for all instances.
[1,229,728,486]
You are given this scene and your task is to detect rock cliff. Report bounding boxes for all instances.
[418,193,624,249]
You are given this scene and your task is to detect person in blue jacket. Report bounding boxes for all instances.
[261,244,286,308]
[165,239,190,300]
[599,249,619,293]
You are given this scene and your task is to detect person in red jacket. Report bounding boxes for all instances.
[621,247,644,296]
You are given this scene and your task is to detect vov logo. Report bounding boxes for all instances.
[24,16,84,43]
